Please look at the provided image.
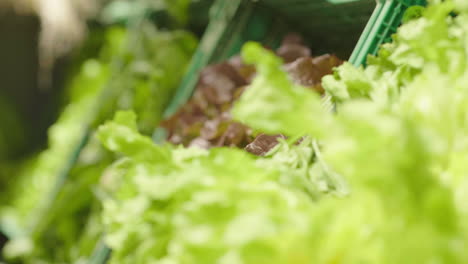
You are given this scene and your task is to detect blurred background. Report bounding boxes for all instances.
[0,1,209,256]
[0,0,208,161]
[0,0,106,163]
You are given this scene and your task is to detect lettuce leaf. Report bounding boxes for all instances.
[230,1,468,262]
[98,111,323,264]
[2,25,197,263]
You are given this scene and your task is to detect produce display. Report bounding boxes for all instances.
[3,0,468,263]
[161,34,342,154]
[237,1,468,261]
[95,1,468,263]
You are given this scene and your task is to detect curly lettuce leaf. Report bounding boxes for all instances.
[97,111,322,264]
[231,2,468,261]
[2,25,197,263]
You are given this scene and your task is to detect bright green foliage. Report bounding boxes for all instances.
[1,60,110,244]
[402,6,426,23]
[96,1,468,262]
[6,0,468,263]
[98,111,325,264]
[234,0,468,262]
[2,24,197,263]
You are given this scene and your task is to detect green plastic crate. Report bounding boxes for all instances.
[153,0,378,142]
[349,0,427,66]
